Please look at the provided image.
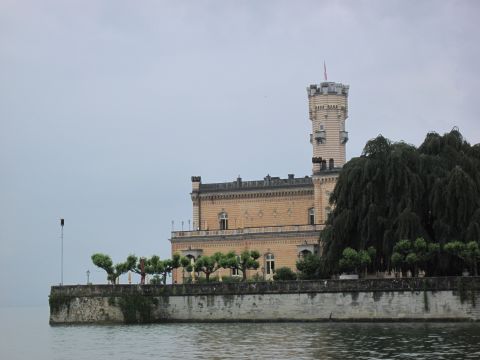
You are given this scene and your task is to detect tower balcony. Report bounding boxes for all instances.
[340,131,349,144]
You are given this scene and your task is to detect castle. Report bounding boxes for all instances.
[170,81,349,282]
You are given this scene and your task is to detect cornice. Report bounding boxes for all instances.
[170,229,322,243]
[195,186,314,201]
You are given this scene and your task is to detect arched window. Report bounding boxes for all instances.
[308,208,315,225]
[265,253,275,275]
[299,249,312,258]
[219,212,228,230]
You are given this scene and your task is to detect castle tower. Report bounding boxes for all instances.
[307,81,349,224]
[307,82,349,173]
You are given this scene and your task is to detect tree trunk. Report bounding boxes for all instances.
[206,272,210,281]
[242,268,247,282]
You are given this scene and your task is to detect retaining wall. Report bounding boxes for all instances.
[49,277,480,324]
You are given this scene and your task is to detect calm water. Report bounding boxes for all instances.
[1,307,480,359]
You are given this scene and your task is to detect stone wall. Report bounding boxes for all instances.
[49,277,480,324]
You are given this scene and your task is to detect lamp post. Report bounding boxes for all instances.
[60,218,64,285]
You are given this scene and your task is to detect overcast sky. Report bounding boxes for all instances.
[1,0,479,306]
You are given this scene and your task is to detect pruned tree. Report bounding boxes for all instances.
[194,252,224,281]
[339,247,362,274]
[390,237,440,276]
[91,253,136,284]
[444,241,480,276]
[146,253,190,284]
[220,250,260,281]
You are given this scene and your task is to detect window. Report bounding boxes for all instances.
[266,253,275,275]
[329,158,334,169]
[308,208,315,225]
[219,212,228,230]
[320,124,324,130]
[299,249,312,258]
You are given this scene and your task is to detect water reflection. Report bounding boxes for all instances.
[2,308,480,360]
[50,322,480,360]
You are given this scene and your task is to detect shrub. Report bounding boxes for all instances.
[273,267,297,281]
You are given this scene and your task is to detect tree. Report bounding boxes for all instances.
[321,129,480,276]
[91,253,136,284]
[220,250,260,281]
[444,241,480,276]
[296,254,326,279]
[194,252,224,281]
[130,256,147,284]
[338,248,361,274]
[358,249,372,277]
[391,239,414,276]
[273,267,297,281]
[390,237,440,276]
[147,253,190,284]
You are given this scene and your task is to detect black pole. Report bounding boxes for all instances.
[60,218,64,285]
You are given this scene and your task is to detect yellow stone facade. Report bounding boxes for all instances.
[170,81,349,283]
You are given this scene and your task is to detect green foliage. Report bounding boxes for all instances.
[91,253,136,284]
[444,241,480,276]
[149,275,162,285]
[219,250,260,281]
[143,253,191,284]
[390,237,441,276]
[322,129,480,276]
[339,247,361,274]
[194,252,224,281]
[273,267,297,281]
[296,254,327,279]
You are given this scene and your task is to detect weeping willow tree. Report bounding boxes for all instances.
[322,129,480,275]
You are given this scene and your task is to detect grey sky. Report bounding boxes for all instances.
[1,0,479,306]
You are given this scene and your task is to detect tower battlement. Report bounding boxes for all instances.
[307,82,349,96]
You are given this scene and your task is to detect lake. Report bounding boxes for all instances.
[1,307,480,359]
